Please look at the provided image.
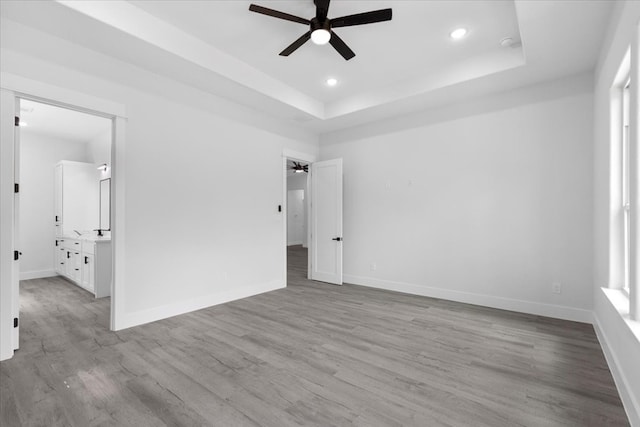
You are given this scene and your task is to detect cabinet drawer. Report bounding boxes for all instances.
[62,239,81,250]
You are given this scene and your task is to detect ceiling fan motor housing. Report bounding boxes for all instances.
[311,17,331,32]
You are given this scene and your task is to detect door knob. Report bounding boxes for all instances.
[332,237,342,241]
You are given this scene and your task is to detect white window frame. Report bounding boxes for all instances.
[622,78,631,296]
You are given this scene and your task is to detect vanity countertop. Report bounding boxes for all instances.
[59,234,111,242]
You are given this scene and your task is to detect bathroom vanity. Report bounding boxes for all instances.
[55,235,112,298]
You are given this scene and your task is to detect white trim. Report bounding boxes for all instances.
[118,280,284,330]
[593,312,640,427]
[0,72,126,118]
[287,241,303,246]
[19,270,57,281]
[0,89,16,361]
[283,149,316,164]
[111,117,126,330]
[343,274,593,323]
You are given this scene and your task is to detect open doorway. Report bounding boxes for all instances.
[283,153,344,288]
[16,98,113,338]
[286,159,310,284]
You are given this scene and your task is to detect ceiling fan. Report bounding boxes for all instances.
[248,0,392,61]
[288,161,309,173]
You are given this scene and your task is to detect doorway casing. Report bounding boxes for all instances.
[0,72,127,361]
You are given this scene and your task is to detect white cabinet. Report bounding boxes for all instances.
[81,253,95,293]
[55,237,111,298]
[54,164,63,235]
[54,161,99,236]
[55,239,66,274]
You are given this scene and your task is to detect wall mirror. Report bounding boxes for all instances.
[99,178,111,231]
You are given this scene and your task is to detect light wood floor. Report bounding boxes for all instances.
[1,246,629,426]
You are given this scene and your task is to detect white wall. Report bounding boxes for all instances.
[19,133,88,279]
[593,1,640,425]
[86,128,111,179]
[321,75,594,322]
[287,189,304,245]
[287,173,308,247]
[0,19,318,341]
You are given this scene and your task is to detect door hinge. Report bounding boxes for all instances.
[14,250,19,261]
[13,318,18,328]
[14,116,19,126]
[14,183,19,193]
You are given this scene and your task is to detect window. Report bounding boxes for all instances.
[622,78,631,295]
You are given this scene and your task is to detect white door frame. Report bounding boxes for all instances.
[0,73,127,361]
[282,149,316,287]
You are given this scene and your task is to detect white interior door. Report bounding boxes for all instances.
[12,99,20,351]
[310,158,343,285]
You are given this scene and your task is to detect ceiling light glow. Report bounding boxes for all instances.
[326,78,338,87]
[18,121,28,127]
[450,28,467,40]
[311,29,331,45]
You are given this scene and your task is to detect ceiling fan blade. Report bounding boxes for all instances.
[331,8,392,28]
[315,0,330,21]
[280,32,311,56]
[329,31,355,61]
[249,4,310,25]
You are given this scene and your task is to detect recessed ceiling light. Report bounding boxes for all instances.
[450,28,467,40]
[326,78,338,87]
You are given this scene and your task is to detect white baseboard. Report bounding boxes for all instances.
[118,280,285,330]
[343,274,592,323]
[593,312,640,427]
[287,241,303,246]
[20,270,57,281]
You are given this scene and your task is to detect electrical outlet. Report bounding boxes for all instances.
[551,282,562,294]
[370,263,377,271]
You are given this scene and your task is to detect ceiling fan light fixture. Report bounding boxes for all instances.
[311,29,331,45]
[450,28,467,40]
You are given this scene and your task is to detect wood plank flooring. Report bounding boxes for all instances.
[0,245,629,426]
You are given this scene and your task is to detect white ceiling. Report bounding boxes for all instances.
[130,0,522,104]
[19,99,111,143]
[0,0,615,135]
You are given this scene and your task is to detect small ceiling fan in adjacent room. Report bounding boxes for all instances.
[249,0,392,60]
[288,161,309,173]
